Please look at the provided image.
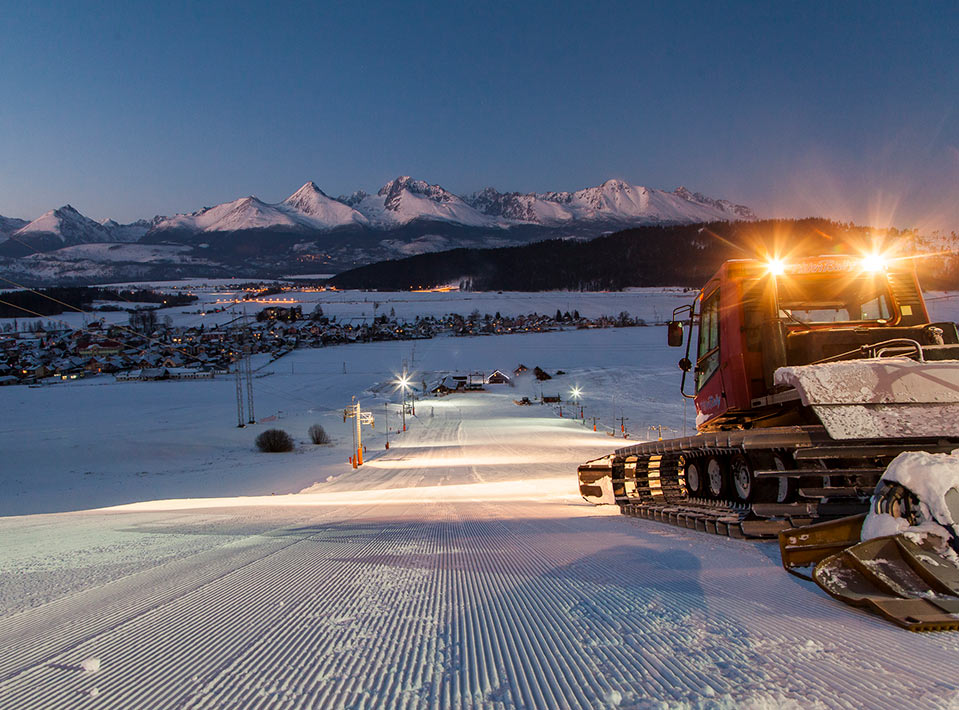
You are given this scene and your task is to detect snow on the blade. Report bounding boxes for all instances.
[862,450,959,545]
[775,358,959,439]
[775,358,959,405]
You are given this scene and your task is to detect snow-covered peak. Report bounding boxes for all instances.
[672,187,755,219]
[339,190,369,208]
[100,217,156,243]
[153,183,370,235]
[356,176,501,228]
[0,215,29,241]
[378,176,458,207]
[465,188,575,225]
[282,182,369,229]
[14,205,115,245]
[155,196,304,233]
[531,180,754,224]
[466,180,755,226]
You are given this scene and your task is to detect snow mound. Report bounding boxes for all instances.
[862,450,959,546]
[81,657,101,673]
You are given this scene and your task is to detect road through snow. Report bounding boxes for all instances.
[3,391,959,709]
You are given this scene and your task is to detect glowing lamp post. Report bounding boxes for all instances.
[570,386,584,420]
[395,372,411,432]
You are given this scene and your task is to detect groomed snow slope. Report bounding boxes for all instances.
[3,328,959,708]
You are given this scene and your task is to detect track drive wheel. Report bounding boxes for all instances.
[772,453,794,503]
[684,458,704,497]
[731,453,774,503]
[706,456,728,499]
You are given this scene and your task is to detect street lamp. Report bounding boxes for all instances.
[570,386,584,419]
[395,372,411,431]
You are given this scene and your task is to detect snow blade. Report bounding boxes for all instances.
[577,455,615,504]
[779,514,866,577]
[812,534,959,631]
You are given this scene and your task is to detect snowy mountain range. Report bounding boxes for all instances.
[146,176,754,235]
[0,177,755,283]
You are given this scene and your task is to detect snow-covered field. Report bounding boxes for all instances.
[2,284,699,332]
[9,281,959,337]
[3,297,959,708]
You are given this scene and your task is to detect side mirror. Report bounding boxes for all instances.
[667,320,685,347]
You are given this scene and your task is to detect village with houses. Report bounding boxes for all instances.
[0,293,645,387]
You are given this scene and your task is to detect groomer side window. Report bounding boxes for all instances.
[697,289,720,390]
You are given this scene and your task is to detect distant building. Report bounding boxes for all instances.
[486,370,511,385]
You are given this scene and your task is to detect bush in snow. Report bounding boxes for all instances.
[308,424,330,445]
[256,429,294,453]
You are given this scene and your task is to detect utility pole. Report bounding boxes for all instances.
[385,402,390,449]
[244,342,255,424]
[343,397,374,468]
[233,354,245,428]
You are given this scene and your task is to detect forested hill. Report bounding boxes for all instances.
[329,219,931,291]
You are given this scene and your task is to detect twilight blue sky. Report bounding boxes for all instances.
[0,1,957,232]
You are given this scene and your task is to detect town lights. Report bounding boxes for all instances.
[765,258,786,276]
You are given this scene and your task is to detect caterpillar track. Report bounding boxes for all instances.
[580,425,959,538]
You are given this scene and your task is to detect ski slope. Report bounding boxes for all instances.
[4,326,959,708]
[3,389,959,708]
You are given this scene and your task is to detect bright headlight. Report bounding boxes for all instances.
[861,254,886,272]
[766,258,786,276]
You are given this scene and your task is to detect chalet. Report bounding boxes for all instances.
[20,362,49,380]
[486,370,510,385]
[430,376,456,397]
[167,367,214,380]
[513,364,528,376]
[137,368,168,380]
[77,339,123,357]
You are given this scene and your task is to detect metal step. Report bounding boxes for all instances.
[798,487,872,499]
[753,501,867,518]
[755,467,885,479]
[794,443,957,460]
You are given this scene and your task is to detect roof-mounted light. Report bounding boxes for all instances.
[861,254,887,272]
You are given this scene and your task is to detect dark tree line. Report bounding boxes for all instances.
[329,219,946,291]
[0,287,197,318]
